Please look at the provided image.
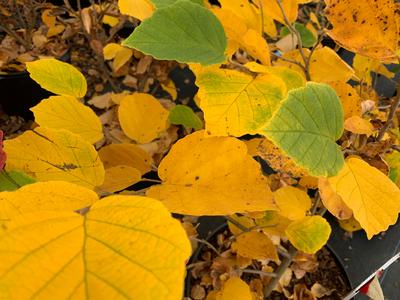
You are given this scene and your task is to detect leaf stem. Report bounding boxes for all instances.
[241,268,277,277]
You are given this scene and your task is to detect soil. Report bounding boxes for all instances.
[186,225,351,300]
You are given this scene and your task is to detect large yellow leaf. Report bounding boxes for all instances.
[328,157,400,239]
[147,131,276,215]
[325,0,400,62]
[216,277,253,300]
[275,47,354,83]
[195,67,286,136]
[273,186,312,220]
[261,0,298,24]
[118,93,169,143]
[98,165,141,193]
[118,0,154,20]
[98,143,153,175]
[219,0,261,34]
[231,231,278,261]
[26,58,87,98]
[0,195,191,299]
[285,216,331,254]
[4,127,105,189]
[30,96,104,144]
[0,181,98,221]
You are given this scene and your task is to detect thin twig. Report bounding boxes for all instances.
[225,216,250,232]
[241,269,277,277]
[190,237,221,256]
[271,52,307,72]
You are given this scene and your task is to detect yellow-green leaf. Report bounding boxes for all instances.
[118,93,169,143]
[273,186,312,220]
[195,67,286,136]
[261,82,344,177]
[0,195,191,299]
[285,216,331,254]
[0,181,98,222]
[328,156,400,239]
[30,96,104,144]
[26,58,87,98]
[98,143,153,175]
[231,231,278,261]
[216,277,253,300]
[4,127,105,189]
[147,130,276,215]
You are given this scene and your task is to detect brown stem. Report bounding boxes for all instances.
[242,269,277,277]
[263,245,297,298]
[225,216,250,232]
[275,0,311,80]
[0,24,31,50]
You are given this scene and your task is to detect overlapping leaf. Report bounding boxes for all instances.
[273,186,312,220]
[261,82,344,177]
[195,67,286,136]
[4,127,105,189]
[147,131,276,215]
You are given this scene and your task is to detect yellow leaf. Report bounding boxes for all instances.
[98,143,153,175]
[118,0,154,20]
[298,176,318,189]
[285,216,331,254]
[98,165,141,193]
[4,127,105,189]
[353,54,395,85]
[325,0,400,62]
[273,186,312,220]
[147,131,276,215]
[338,216,363,233]
[103,43,133,71]
[118,93,169,143]
[0,195,191,299]
[195,67,286,136]
[328,81,362,119]
[276,47,354,83]
[240,29,271,65]
[161,80,178,100]
[0,181,98,221]
[103,15,119,27]
[46,24,65,38]
[216,277,253,300]
[30,95,104,144]
[261,0,298,24]
[26,58,87,98]
[232,231,278,261]
[328,156,400,239]
[219,0,261,34]
[255,211,291,236]
[344,116,374,135]
[318,177,352,220]
[245,62,306,91]
[263,14,277,37]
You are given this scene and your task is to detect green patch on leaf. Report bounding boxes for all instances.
[285,216,331,254]
[0,170,36,191]
[281,23,317,48]
[123,0,227,65]
[261,82,344,177]
[169,105,203,129]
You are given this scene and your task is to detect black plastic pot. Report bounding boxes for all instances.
[185,217,354,299]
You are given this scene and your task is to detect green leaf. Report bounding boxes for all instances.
[123,0,227,65]
[168,105,203,129]
[285,216,331,254]
[260,82,344,177]
[0,170,36,191]
[151,0,204,8]
[281,23,317,48]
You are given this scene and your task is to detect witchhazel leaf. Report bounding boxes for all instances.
[118,0,154,20]
[0,194,191,300]
[216,277,253,300]
[123,0,227,65]
[0,170,36,192]
[0,181,98,221]
[147,130,276,215]
[30,95,104,144]
[231,231,278,261]
[195,67,286,136]
[118,93,169,143]
[273,186,312,220]
[4,127,105,189]
[281,23,317,48]
[261,82,345,177]
[26,58,87,98]
[260,0,298,24]
[325,0,400,62]
[285,216,331,254]
[98,165,141,193]
[151,0,204,8]
[168,105,203,130]
[328,156,400,239]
